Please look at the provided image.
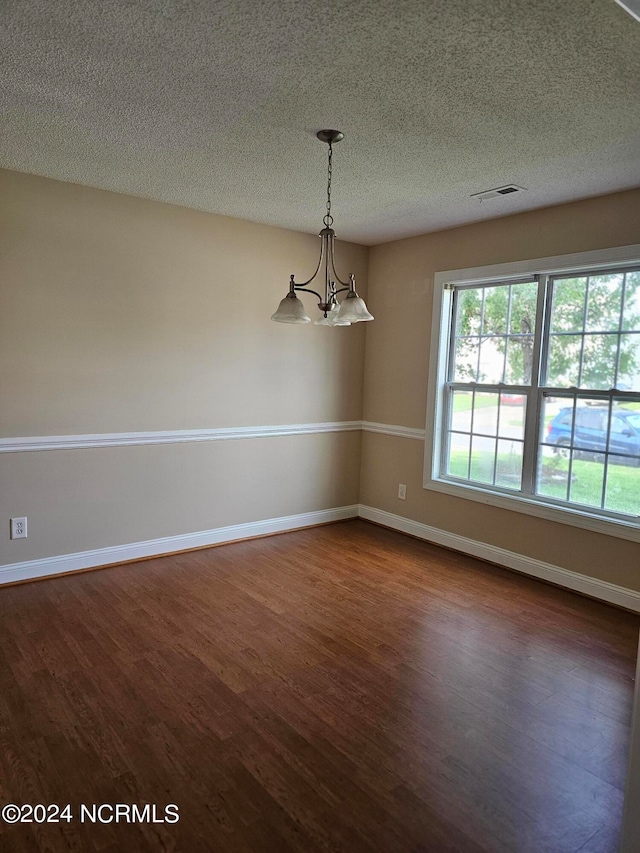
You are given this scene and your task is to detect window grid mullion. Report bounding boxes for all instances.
[467,388,476,480]
[576,276,590,388]
[601,400,613,511]
[503,285,513,384]
[493,394,502,486]
[520,274,548,498]
[613,272,627,389]
[476,291,486,382]
[565,393,578,503]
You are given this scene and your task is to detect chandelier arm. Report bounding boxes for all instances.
[292,231,328,288]
[328,234,351,287]
[292,262,323,288]
[330,272,351,288]
[292,286,324,302]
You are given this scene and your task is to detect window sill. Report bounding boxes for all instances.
[423,476,640,543]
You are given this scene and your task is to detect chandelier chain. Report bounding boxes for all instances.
[323,142,333,227]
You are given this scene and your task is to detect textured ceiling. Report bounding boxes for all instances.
[1,0,640,244]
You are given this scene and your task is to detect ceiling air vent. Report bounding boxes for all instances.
[471,184,526,201]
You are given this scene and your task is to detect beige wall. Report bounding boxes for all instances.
[1,169,368,435]
[0,169,367,566]
[360,189,640,592]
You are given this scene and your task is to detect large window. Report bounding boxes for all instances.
[426,246,640,539]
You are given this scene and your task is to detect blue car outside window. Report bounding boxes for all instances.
[548,407,640,463]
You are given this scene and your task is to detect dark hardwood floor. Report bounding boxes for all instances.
[0,520,637,852]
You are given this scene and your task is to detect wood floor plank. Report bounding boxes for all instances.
[0,519,637,852]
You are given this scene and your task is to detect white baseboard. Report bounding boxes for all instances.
[358,505,640,613]
[0,505,359,586]
[4,502,638,613]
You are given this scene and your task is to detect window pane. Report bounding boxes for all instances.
[504,336,533,384]
[537,395,573,500]
[453,336,479,382]
[622,271,640,332]
[478,339,503,384]
[498,395,526,440]
[550,277,587,333]
[574,404,608,453]
[474,392,499,435]
[586,274,623,332]
[482,287,507,335]
[495,439,523,490]
[507,282,537,383]
[609,399,640,464]
[456,289,482,335]
[451,390,473,432]
[546,334,581,387]
[569,453,605,509]
[605,456,640,516]
[580,335,617,390]
[540,395,573,453]
[508,281,538,335]
[470,435,495,484]
[536,442,571,502]
[446,432,470,478]
[617,333,640,391]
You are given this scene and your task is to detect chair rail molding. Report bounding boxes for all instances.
[0,421,363,453]
[0,420,426,453]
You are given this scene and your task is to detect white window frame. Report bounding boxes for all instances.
[424,243,640,544]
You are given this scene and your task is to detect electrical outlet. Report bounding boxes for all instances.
[10,517,27,539]
[398,484,407,500]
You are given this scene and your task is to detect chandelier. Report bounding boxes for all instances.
[271,130,374,326]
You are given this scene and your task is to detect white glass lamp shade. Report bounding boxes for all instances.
[314,303,351,326]
[271,293,311,323]
[335,293,374,323]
